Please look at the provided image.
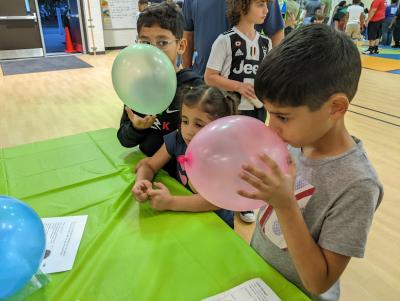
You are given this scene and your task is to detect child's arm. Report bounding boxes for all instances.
[146,182,220,212]
[132,144,171,201]
[238,154,350,294]
[204,69,256,100]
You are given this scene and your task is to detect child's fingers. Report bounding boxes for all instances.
[125,106,133,114]
[153,182,167,190]
[136,194,148,202]
[259,153,283,177]
[237,189,260,200]
[143,181,152,190]
[144,115,154,123]
[239,169,267,190]
[241,163,270,182]
[126,107,136,121]
[132,188,147,202]
[147,188,161,197]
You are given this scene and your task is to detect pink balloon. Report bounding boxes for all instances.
[183,116,289,211]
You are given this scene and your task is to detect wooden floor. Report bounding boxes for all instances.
[1,51,399,300]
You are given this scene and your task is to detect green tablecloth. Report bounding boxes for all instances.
[0,128,309,301]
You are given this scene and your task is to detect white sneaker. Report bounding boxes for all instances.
[239,211,256,223]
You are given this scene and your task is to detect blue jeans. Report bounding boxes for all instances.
[381,19,393,46]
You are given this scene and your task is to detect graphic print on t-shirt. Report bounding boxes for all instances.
[258,176,316,249]
[224,28,270,110]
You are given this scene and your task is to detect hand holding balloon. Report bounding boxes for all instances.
[125,107,156,130]
[112,44,177,115]
[184,116,289,211]
[238,153,297,210]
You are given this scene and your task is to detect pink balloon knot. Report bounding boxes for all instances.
[177,155,187,165]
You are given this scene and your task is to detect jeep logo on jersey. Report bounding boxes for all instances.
[232,60,259,75]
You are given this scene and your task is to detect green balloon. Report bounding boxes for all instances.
[112,44,177,115]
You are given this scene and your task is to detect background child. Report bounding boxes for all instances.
[132,86,238,228]
[331,1,348,31]
[311,9,325,24]
[239,25,383,300]
[117,3,203,176]
[345,0,365,40]
[204,0,271,223]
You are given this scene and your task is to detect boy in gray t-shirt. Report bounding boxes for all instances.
[238,25,383,301]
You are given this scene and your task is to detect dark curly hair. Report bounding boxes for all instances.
[137,2,183,39]
[226,0,269,26]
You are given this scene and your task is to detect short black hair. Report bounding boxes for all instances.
[137,2,184,39]
[254,25,361,111]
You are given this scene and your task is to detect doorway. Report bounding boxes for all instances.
[0,0,45,60]
[38,0,85,55]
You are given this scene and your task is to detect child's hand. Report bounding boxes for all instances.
[237,154,297,210]
[132,179,152,202]
[147,182,173,211]
[126,107,156,130]
[237,83,256,100]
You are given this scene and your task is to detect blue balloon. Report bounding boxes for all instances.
[0,196,46,299]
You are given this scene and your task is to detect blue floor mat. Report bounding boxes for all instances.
[0,55,92,76]
[370,53,400,60]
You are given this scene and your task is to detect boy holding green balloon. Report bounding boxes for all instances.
[117,2,202,176]
[239,25,383,300]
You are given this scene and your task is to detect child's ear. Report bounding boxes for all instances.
[177,38,187,55]
[328,93,349,120]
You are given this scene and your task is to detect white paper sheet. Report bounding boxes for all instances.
[202,278,281,301]
[40,215,88,274]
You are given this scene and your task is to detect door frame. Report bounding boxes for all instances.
[35,0,47,57]
[75,0,87,54]
[39,0,87,55]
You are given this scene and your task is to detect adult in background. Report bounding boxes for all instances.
[381,0,398,46]
[182,0,284,76]
[389,3,400,47]
[363,0,387,54]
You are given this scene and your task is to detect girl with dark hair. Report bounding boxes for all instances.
[132,85,238,228]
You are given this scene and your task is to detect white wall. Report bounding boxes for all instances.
[103,28,137,48]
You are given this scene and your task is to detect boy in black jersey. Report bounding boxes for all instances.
[117,3,202,176]
[204,0,271,123]
[204,0,271,223]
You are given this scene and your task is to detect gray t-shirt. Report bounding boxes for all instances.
[251,138,383,301]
